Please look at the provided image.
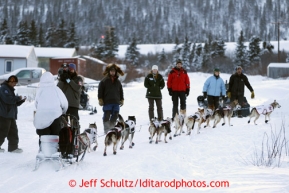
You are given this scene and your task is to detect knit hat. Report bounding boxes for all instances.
[176,59,182,64]
[235,66,242,70]
[214,68,220,72]
[152,65,158,70]
[8,75,18,83]
[69,63,76,70]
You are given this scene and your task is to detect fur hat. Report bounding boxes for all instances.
[103,63,124,76]
[152,65,158,70]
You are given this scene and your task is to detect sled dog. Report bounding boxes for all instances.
[103,114,125,156]
[149,117,172,144]
[173,109,186,137]
[78,123,98,153]
[248,100,281,125]
[212,100,241,128]
[184,113,201,135]
[157,117,172,143]
[120,116,136,150]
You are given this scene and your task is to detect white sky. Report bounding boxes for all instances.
[1,72,289,193]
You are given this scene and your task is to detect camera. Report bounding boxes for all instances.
[58,63,70,81]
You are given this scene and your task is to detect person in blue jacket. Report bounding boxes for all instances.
[202,68,226,111]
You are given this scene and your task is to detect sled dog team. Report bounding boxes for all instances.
[100,99,280,156]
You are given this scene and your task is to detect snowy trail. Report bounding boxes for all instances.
[0,73,289,193]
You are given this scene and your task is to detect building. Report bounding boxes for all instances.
[0,45,38,75]
[267,63,289,79]
[34,47,77,71]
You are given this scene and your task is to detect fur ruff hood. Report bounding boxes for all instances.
[103,63,124,76]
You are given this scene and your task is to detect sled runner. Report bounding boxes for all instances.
[33,114,88,171]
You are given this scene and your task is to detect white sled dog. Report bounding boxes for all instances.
[248,100,281,125]
[103,114,125,156]
[212,100,241,128]
[173,109,186,137]
[120,116,136,150]
[78,123,98,153]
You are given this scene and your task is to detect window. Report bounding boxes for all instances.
[5,60,13,73]
[16,70,31,79]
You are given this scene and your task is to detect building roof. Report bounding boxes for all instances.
[34,47,76,58]
[268,63,289,68]
[81,55,107,65]
[0,45,34,58]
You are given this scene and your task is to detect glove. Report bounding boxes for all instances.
[168,88,172,96]
[227,92,231,99]
[185,89,190,97]
[251,91,255,99]
[98,99,104,106]
[203,92,207,99]
[66,79,71,83]
[120,100,124,107]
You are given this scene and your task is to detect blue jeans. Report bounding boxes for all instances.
[102,104,120,122]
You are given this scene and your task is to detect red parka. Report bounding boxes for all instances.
[167,67,190,92]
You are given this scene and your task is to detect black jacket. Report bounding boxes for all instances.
[0,82,23,119]
[144,72,165,99]
[98,75,124,105]
[228,73,253,96]
[57,73,83,108]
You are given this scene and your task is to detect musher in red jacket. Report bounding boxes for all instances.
[167,60,190,119]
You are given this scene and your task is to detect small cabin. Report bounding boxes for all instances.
[267,63,289,78]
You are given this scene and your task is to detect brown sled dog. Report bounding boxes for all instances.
[103,114,125,156]
[212,100,241,128]
[248,100,281,125]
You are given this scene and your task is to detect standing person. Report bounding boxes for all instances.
[202,68,226,111]
[0,75,26,153]
[34,72,68,141]
[227,66,255,118]
[57,63,83,120]
[98,63,124,134]
[167,59,190,118]
[144,65,165,121]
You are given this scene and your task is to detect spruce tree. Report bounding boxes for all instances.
[38,24,44,47]
[158,48,167,67]
[56,19,68,47]
[234,30,249,68]
[16,21,29,45]
[201,41,212,71]
[45,23,58,47]
[0,18,12,44]
[65,22,78,48]
[125,37,140,66]
[181,35,191,70]
[248,35,261,62]
[29,20,38,46]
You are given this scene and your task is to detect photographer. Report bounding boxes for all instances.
[57,63,83,120]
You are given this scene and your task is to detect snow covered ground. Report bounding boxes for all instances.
[0,72,289,193]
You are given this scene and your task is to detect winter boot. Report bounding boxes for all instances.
[103,121,111,134]
[9,148,23,153]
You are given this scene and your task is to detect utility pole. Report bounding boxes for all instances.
[271,21,286,62]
